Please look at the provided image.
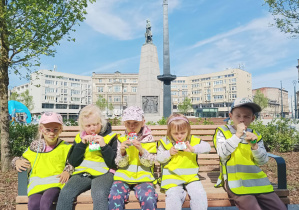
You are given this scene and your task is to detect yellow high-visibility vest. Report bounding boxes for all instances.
[22,141,72,196]
[159,135,201,190]
[213,125,273,195]
[73,132,116,176]
[113,134,157,184]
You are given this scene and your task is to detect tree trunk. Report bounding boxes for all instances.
[0,0,11,171]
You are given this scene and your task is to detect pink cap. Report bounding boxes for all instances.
[122,106,144,122]
[39,112,63,125]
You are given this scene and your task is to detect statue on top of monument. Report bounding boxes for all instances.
[145,19,153,44]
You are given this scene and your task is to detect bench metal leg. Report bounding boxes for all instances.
[267,153,287,189]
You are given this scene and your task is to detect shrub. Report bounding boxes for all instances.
[146,121,156,125]
[250,118,299,152]
[8,123,39,157]
[108,117,121,126]
[63,119,78,126]
[157,116,167,125]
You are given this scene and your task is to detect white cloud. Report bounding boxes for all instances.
[85,0,181,40]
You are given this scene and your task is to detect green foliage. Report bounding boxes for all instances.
[8,123,38,157]
[250,118,299,152]
[177,97,193,115]
[157,116,167,125]
[253,89,268,110]
[146,121,156,125]
[264,0,299,37]
[203,118,214,125]
[108,117,121,126]
[9,92,19,101]
[63,119,78,126]
[96,95,108,111]
[19,90,34,111]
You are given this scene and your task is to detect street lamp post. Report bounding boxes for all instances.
[293,80,297,119]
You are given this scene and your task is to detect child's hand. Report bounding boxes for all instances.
[170,146,178,156]
[131,140,143,154]
[82,135,94,144]
[120,140,131,156]
[57,171,70,184]
[93,135,106,147]
[244,132,258,150]
[15,159,30,172]
[184,141,195,153]
[236,123,246,138]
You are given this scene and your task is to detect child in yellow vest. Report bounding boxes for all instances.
[57,104,118,210]
[12,112,72,210]
[108,106,158,210]
[157,113,211,210]
[214,97,287,210]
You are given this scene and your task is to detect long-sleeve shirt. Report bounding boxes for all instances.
[215,125,269,171]
[67,122,118,169]
[156,136,211,164]
[11,138,74,174]
[115,125,156,168]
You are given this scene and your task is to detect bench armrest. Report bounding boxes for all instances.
[18,170,28,196]
[267,153,287,189]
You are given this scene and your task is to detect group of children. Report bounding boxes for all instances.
[12,97,287,210]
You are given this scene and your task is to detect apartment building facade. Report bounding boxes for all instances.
[252,87,289,118]
[92,71,139,116]
[11,70,92,120]
[172,68,252,117]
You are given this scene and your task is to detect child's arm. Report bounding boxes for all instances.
[139,149,156,167]
[156,143,172,163]
[101,135,118,169]
[14,158,31,172]
[215,130,241,160]
[67,139,87,167]
[115,141,129,167]
[191,141,211,154]
[251,140,269,165]
[57,171,70,184]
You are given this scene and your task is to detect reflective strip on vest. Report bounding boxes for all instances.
[114,164,154,183]
[74,160,108,174]
[159,179,186,187]
[228,177,271,189]
[28,175,63,196]
[162,167,199,176]
[227,165,262,174]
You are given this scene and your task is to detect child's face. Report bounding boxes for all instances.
[40,123,62,146]
[124,120,144,134]
[229,106,255,128]
[170,127,188,142]
[82,114,102,135]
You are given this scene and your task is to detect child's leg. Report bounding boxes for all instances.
[256,192,287,210]
[134,182,158,210]
[165,185,186,210]
[39,187,60,210]
[56,174,92,210]
[28,193,42,210]
[185,181,207,210]
[91,172,114,210]
[108,181,130,210]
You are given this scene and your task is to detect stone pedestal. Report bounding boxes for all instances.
[128,43,163,122]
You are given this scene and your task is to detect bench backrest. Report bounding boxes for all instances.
[60,125,221,173]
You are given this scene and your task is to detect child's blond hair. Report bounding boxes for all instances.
[166,113,191,143]
[78,104,107,133]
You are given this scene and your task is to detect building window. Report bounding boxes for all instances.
[213,80,223,86]
[42,103,54,108]
[132,87,137,92]
[71,97,80,101]
[114,85,121,92]
[45,87,55,93]
[45,80,55,85]
[214,95,224,100]
[97,87,104,92]
[71,83,80,87]
[98,79,102,83]
[56,104,67,109]
[71,90,80,95]
[114,96,121,102]
[69,105,80,109]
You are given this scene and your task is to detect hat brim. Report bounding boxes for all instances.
[232,102,261,113]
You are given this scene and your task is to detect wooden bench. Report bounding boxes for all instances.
[16,125,290,209]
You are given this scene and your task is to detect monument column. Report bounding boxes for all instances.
[158,0,176,118]
[134,20,163,122]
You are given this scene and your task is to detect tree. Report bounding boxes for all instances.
[178,97,193,115]
[0,0,95,171]
[253,90,269,110]
[264,0,299,37]
[96,95,108,111]
[9,92,19,101]
[20,90,34,111]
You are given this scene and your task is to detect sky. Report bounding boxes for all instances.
[9,0,299,101]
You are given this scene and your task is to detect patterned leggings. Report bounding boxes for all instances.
[108,181,158,210]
